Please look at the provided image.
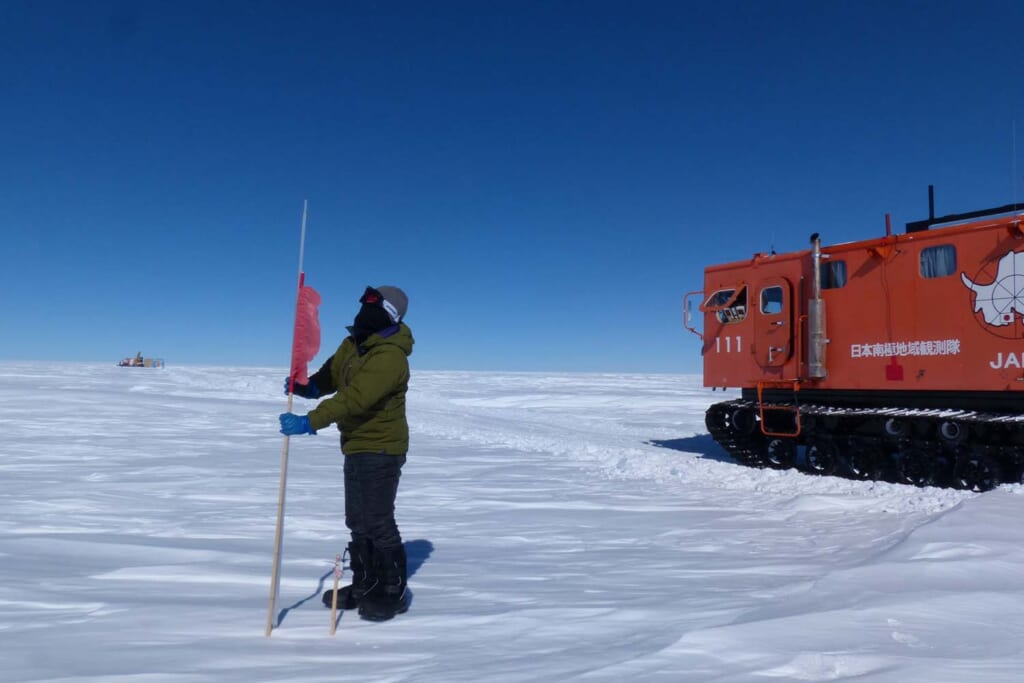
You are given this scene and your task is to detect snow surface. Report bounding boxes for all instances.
[3,362,1024,682]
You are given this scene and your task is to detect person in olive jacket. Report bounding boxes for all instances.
[279,285,414,622]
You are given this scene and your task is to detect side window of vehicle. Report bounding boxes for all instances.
[760,286,783,315]
[920,245,956,278]
[820,260,847,289]
[705,288,735,307]
[704,287,747,324]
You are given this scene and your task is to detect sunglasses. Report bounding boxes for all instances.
[360,286,384,306]
[360,286,401,323]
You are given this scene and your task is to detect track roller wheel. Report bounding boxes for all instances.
[804,440,839,476]
[938,420,968,445]
[841,445,880,481]
[731,406,757,436]
[705,405,729,433]
[954,452,1001,492]
[884,418,909,439]
[764,437,797,470]
[896,447,949,488]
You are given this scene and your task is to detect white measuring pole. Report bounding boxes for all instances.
[266,200,309,637]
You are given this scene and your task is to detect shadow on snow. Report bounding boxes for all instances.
[647,433,735,465]
[277,538,434,627]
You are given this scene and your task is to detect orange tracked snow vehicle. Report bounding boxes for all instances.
[685,189,1024,491]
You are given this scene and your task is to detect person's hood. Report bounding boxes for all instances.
[347,322,415,356]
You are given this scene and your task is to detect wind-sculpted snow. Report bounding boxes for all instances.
[408,371,968,514]
[1,362,1023,682]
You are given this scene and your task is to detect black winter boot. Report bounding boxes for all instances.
[323,538,373,610]
[358,545,408,621]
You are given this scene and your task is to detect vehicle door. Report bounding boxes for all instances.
[754,277,793,367]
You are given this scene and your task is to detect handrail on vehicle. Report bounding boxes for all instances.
[682,290,704,340]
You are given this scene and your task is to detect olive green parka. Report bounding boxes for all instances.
[306,324,414,455]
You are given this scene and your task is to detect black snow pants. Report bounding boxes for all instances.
[344,453,406,552]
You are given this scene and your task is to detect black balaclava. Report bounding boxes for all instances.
[351,303,393,345]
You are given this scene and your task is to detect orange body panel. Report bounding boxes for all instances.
[701,213,1024,394]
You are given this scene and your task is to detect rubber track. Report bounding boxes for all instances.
[705,398,1024,489]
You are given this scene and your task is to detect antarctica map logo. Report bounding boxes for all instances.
[961,248,1024,339]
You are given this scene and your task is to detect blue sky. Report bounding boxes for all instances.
[2,1,1022,373]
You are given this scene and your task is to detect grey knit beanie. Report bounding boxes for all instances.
[376,285,408,323]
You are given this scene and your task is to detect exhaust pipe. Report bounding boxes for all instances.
[808,233,828,379]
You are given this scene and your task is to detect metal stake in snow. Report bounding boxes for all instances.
[330,553,342,635]
[266,200,312,637]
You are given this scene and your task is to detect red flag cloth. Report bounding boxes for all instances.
[289,283,322,386]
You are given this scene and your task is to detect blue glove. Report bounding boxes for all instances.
[284,377,320,399]
[279,413,316,436]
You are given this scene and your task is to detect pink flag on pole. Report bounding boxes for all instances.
[289,279,322,386]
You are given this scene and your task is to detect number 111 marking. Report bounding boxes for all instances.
[716,336,742,353]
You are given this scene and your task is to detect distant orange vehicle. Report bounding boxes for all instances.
[118,352,165,368]
[685,188,1024,491]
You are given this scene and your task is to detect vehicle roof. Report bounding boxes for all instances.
[704,212,1024,274]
